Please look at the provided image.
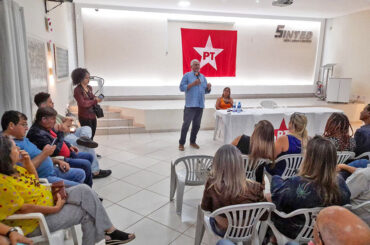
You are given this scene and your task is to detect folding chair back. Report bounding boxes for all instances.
[242,155,267,181]
[337,151,355,164]
[276,154,304,180]
[204,202,275,244]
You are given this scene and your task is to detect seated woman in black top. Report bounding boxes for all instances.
[232,120,275,183]
[270,136,351,239]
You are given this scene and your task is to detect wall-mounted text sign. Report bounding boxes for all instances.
[274,25,313,43]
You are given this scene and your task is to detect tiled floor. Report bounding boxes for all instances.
[71,130,223,245]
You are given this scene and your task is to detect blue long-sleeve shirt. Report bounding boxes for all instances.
[179,71,211,108]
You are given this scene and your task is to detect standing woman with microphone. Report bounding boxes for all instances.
[72,68,102,139]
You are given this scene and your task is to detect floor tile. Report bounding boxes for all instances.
[169,234,194,245]
[109,163,142,179]
[148,202,196,233]
[146,177,193,199]
[92,175,119,191]
[125,217,181,245]
[97,157,123,169]
[182,185,205,208]
[96,180,142,203]
[146,162,172,176]
[122,170,167,188]
[106,150,140,163]
[125,155,160,169]
[105,204,144,230]
[117,190,169,216]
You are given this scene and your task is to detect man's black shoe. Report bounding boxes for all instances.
[76,136,98,148]
[93,169,112,179]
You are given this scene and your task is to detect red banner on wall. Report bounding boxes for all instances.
[181,28,237,77]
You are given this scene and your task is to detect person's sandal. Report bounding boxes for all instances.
[105,230,135,244]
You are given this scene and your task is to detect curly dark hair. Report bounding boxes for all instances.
[323,113,353,151]
[0,135,16,176]
[71,68,89,86]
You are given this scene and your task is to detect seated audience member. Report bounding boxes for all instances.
[0,135,135,245]
[1,111,85,187]
[271,136,350,239]
[215,87,233,110]
[337,163,370,225]
[238,120,275,184]
[231,134,250,155]
[0,223,33,245]
[34,92,111,178]
[27,107,93,186]
[313,206,370,245]
[323,113,356,151]
[354,104,370,156]
[34,92,97,148]
[201,144,266,236]
[266,112,308,176]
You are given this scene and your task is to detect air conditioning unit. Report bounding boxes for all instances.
[272,0,293,7]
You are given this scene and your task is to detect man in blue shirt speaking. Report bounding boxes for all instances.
[179,59,212,151]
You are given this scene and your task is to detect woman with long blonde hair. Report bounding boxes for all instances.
[266,112,308,176]
[201,144,265,236]
[270,136,350,239]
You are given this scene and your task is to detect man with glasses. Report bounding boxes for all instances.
[1,110,86,186]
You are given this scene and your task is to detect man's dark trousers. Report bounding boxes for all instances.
[179,107,203,145]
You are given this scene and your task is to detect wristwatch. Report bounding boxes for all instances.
[6,227,17,237]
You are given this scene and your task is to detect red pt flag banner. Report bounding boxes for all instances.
[181,28,237,77]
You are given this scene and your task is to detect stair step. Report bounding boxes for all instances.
[101,111,121,119]
[96,126,146,135]
[97,118,133,127]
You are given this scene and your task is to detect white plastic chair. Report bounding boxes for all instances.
[194,204,208,245]
[337,151,355,164]
[241,155,268,181]
[203,202,275,245]
[265,154,304,182]
[344,200,370,224]
[355,151,370,160]
[268,207,323,245]
[6,213,78,245]
[260,100,278,109]
[169,155,213,215]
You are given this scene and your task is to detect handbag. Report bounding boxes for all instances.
[51,180,68,203]
[93,104,104,118]
[82,86,104,118]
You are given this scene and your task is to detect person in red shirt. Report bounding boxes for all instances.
[27,107,93,187]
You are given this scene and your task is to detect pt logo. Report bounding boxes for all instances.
[274,119,289,141]
[193,35,223,70]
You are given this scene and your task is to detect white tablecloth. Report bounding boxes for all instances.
[214,107,343,144]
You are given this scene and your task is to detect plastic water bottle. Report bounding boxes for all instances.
[237,102,242,113]
[232,103,236,112]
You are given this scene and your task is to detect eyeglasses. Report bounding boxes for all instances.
[18,123,28,128]
[314,222,325,245]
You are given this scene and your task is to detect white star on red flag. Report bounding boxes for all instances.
[193,35,224,70]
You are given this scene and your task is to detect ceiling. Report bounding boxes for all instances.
[74,0,370,19]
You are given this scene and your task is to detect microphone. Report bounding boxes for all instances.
[195,72,199,78]
[90,76,103,80]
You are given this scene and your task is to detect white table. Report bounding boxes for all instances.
[214,107,343,144]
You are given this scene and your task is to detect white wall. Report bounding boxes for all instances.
[80,8,322,96]
[14,0,77,114]
[322,9,370,102]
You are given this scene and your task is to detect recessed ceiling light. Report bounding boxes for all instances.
[178,1,191,8]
